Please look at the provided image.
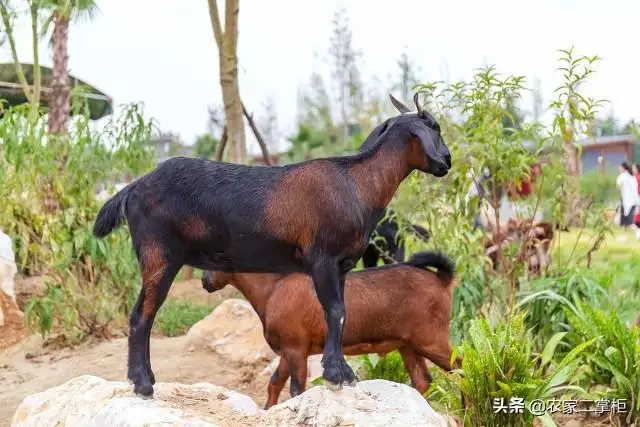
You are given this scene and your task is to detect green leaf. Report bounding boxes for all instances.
[541,332,567,368]
[557,336,598,368]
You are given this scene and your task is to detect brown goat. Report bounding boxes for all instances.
[202,252,460,409]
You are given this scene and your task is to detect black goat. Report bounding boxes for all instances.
[361,208,430,268]
[92,93,451,398]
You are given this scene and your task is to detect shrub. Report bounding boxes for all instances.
[3,101,155,341]
[580,170,618,208]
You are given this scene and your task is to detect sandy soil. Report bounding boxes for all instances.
[0,279,278,426]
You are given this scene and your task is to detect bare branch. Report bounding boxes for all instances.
[241,101,271,165]
[215,125,228,161]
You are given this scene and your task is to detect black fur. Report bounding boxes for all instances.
[361,208,431,268]
[404,251,456,284]
[92,103,451,397]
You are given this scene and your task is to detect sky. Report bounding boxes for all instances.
[4,0,639,155]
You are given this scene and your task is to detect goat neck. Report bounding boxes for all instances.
[229,272,283,323]
[348,140,415,209]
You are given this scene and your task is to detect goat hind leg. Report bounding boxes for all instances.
[265,357,290,409]
[311,259,356,390]
[399,347,432,395]
[129,245,180,397]
[283,348,308,398]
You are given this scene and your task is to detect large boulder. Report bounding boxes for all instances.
[185,299,276,366]
[267,379,449,427]
[0,230,26,349]
[12,376,450,427]
[11,375,262,427]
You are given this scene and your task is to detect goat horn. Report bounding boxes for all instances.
[389,94,411,114]
[413,92,423,114]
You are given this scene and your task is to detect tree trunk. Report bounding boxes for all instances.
[49,12,71,135]
[208,0,246,164]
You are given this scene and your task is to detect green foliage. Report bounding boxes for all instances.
[154,300,213,337]
[351,352,411,385]
[565,304,640,424]
[580,170,618,207]
[2,101,154,340]
[516,268,611,354]
[428,314,593,427]
[193,133,218,159]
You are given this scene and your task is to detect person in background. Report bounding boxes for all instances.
[615,161,639,241]
[633,163,640,237]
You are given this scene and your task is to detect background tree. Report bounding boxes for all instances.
[393,51,420,105]
[41,0,98,135]
[328,8,362,145]
[193,134,218,159]
[259,95,280,153]
[207,0,246,163]
[0,0,43,122]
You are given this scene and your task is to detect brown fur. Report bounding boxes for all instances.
[203,263,460,409]
[348,145,409,208]
[180,215,210,240]
[264,161,344,251]
[140,241,166,318]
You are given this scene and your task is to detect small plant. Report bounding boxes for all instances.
[350,351,411,385]
[565,304,639,424]
[428,313,594,427]
[154,300,213,337]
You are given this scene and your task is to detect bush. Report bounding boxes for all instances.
[2,101,155,341]
[580,170,618,207]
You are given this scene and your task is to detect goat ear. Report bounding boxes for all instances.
[409,123,439,160]
[389,94,411,114]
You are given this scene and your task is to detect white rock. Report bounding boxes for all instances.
[0,229,17,302]
[267,379,448,427]
[185,299,276,365]
[11,375,262,427]
[13,376,450,427]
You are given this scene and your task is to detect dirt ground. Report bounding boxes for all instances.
[0,279,278,426]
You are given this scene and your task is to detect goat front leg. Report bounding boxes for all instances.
[311,258,357,390]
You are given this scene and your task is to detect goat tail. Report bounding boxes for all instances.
[404,251,456,287]
[93,183,135,238]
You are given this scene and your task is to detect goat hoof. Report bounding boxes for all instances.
[325,381,343,392]
[134,382,154,398]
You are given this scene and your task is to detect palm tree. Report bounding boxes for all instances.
[42,0,98,135]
